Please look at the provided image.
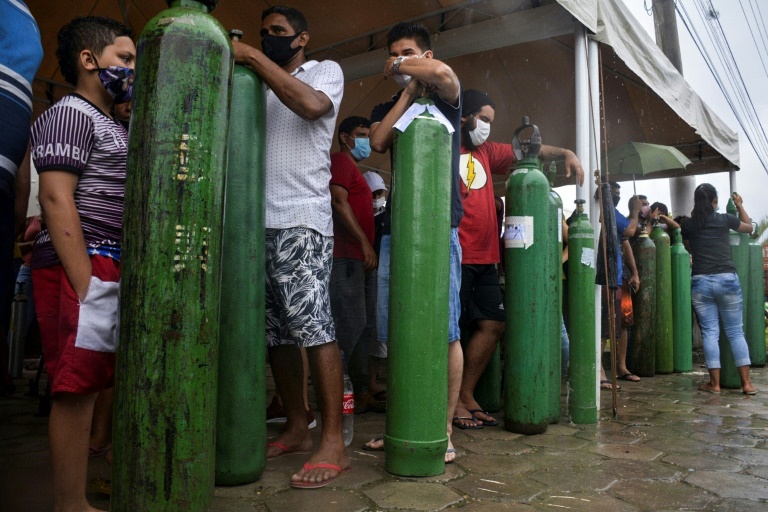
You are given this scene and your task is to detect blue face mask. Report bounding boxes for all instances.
[348,137,371,161]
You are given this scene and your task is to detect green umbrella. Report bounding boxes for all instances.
[604,142,692,194]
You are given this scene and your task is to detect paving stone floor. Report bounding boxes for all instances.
[3,366,768,511]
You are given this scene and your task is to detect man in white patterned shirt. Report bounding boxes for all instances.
[232,6,348,489]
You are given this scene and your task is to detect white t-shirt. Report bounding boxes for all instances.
[265,59,344,236]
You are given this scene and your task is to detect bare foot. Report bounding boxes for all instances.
[266,431,313,459]
[445,437,456,463]
[363,436,384,451]
[452,405,482,429]
[698,382,721,394]
[290,442,350,488]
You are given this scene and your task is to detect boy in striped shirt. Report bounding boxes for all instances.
[30,16,134,512]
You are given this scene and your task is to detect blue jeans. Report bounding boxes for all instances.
[691,273,751,369]
[376,228,462,345]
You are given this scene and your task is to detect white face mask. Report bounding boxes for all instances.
[373,197,386,212]
[392,74,411,89]
[469,119,491,146]
[391,51,427,89]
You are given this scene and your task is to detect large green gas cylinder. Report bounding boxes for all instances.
[113,1,232,510]
[718,198,748,388]
[567,200,597,424]
[650,223,673,374]
[747,240,765,367]
[386,97,451,476]
[629,230,656,377]
[503,118,551,435]
[474,343,501,412]
[546,162,563,424]
[670,229,692,373]
[215,30,266,486]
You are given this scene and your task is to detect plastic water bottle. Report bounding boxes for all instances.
[342,371,354,447]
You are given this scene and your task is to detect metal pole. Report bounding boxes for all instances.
[587,37,601,410]
[574,22,589,204]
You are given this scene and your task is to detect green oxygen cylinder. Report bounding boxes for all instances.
[567,200,597,424]
[546,162,563,424]
[113,1,232,510]
[718,198,748,388]
[214,29,266,486]
[503,118,551,435]
[474,344,501,412]
[386,97,451,477]
[628,229,656,377]
[650,223,673,374]
[747,239,765,367]
[670,229,692,373]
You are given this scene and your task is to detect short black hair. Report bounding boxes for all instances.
[262,6,308,35]
[387,22,431,53]
[337,116,371,147]
[57,16,133,86]
[650,201,669,216]
[638,194,648,201]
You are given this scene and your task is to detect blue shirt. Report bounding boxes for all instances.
[0,0,43,193]
[614,209,630,282]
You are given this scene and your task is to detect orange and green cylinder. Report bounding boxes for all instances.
[670,229,692,373]
[215,29,267,486]
[566,200,596,424]
[650,224,673,374]
[385,97,451,476]
[113,1,232,510]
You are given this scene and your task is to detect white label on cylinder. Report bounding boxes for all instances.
[557,208,563,243]
[504,216,534,249]
[581,247,595,268]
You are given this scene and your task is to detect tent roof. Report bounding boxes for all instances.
[26,0,738,190]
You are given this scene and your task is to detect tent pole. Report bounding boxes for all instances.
[574,21,589,205]
[588,37,602,413]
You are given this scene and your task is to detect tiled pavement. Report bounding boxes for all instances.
[3,367,768,511]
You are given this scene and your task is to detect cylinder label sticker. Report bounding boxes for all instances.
[580,247,595,268]
[504,216,534,249]
[557,208,563,243]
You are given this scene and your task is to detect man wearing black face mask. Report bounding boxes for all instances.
[232,6,348,489]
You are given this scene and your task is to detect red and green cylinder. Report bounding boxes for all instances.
[385,97,451,476]
[670,228,692,373]
[503,119,551,435]
[566,200,596,424]
[215,29,267,486]
[113,1,232,510]
[650,224,673,374]
[629,231,656,377]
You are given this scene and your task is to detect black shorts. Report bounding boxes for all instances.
[459,264,505,329]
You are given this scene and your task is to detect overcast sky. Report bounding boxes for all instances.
[557,0,768,232]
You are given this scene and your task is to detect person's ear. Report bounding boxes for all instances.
[296,31,309,49]
[80,50,98,72]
